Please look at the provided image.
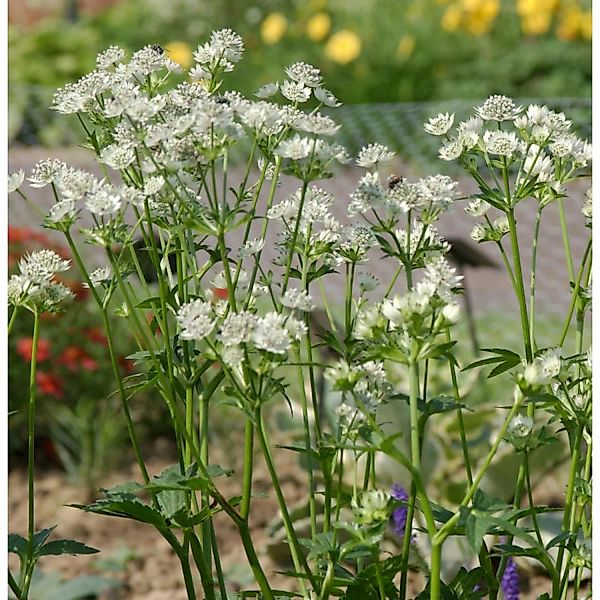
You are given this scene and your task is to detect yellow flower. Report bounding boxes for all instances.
[556,6,581,41]
[165,41,193,69]
[580,11,592,40]
[396,34,416,59]
[325,30,362,64]
[521,11,552,35]
[441,5,462,31]
[261,12,288,45]
[306,12,331,41]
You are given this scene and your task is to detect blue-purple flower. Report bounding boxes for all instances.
[501,557,520,600]
[390,483,409,537]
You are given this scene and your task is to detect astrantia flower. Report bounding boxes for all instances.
[29,159,69,188]
[252,312,292,354]
[210,28,244,63]
[85,185,122,217]
[285,62,322,87]
[276,135,313,160]
[476,95,523,122]
[96,45,125,69]
[238,238,265,258]
[177,300,216,340]
[286,316,308,340]
[296,113,340,136]
[424,112,454,136]
[255,82,279,99]
[219,311,257,346]
[582,188,592,225]
[483,130,520,157]
[315,86,341,107]
[465,198,490,217]
[352,490,391,525]
[348,171,386,216]
[19,250,71,284]
[100,144,136,170]
[438,139,463,161]
[281,80,311,103]
[8,170,25,193]
[356,143,395,168]
[84,266,112,288]
[281,289,314,311]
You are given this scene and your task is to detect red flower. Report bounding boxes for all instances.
[212,287,229,300]
[57,345,99,371]
[16,337,51,362]
[36,372,64,398]
[84,327,109,347]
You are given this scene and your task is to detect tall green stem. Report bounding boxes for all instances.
[21,309,40,600]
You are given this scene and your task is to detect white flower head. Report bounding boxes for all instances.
[476,95,523,121]
[356,144,395,169]
[219,311,258,346]
[285,62,322,87]
[252,312,292,354]
[424,112,454,136]
[8,170,25,193]
[315,87,341,107]
[483,130,520,158]
[28,159,69,188]
[18,249,70,284]
[85,185,122,217]
[276,135,313,160]
[47,199,77,224]
[439,139,463,161]
[281,80,311,103]
[508,414,534,439]
[177,299,216,340]
[96,45,125,69]
[465,198,490,217]
[255,82,279,99]
[238,238,265,258]
[84,266,112,288]
[281,289,314,311]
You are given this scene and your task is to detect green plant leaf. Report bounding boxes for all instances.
[8,533,28,559]
[38,539,99,556]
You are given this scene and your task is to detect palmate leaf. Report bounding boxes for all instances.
[342,555,404,600]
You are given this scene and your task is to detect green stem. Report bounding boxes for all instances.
[528,204,543,353]
[8,306,19,336]
[558,238,591,347]
[557,198,575,283]
[255,407,315,594]
[240,420,254,520]
[524,451,544,548]
[430,542,442,600]
[21,309,40,600]
[373,552,387,600]
[553,425,584,599]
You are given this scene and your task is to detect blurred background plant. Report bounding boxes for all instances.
[8,0,591,146]
[7,226,137,495]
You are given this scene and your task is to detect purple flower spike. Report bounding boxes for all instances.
[390,484,409,537]
[501,557,520,600]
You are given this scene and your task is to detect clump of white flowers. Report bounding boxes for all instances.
[8,249,73,312]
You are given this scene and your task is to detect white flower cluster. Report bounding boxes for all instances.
[9,249,73,311]
[176,301,307,358]
[426,96,592,178]
[349,169,460,219]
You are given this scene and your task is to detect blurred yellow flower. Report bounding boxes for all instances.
[396,34,416,58]
[306,12,331,41]
[441,5,462,31]
[556,6,581,40]
[325,30,362,64]
[165,41,193,69]
[580,11,592,40]
[521,11,552,35]
[261,13,288,45]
